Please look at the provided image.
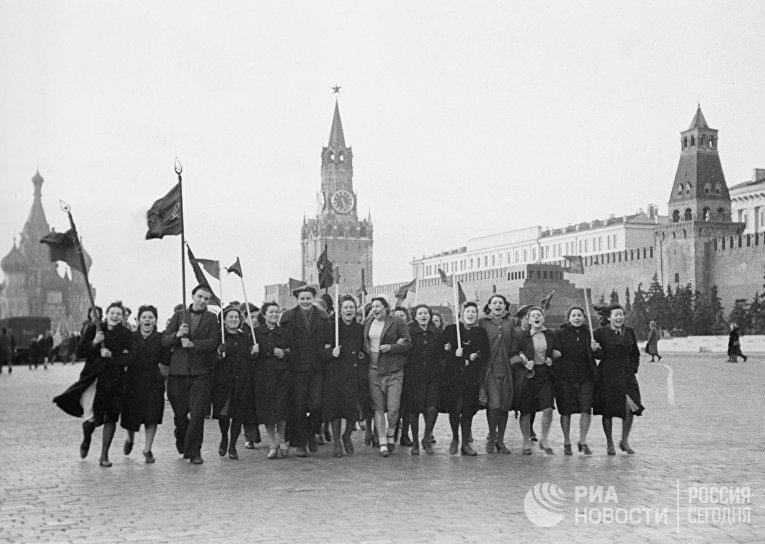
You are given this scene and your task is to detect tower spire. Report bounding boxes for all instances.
[328,100,346,148]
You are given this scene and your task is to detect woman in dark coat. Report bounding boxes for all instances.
[321,295,365,457]
[592,304,644,455]
[254,301,292,459]
[478,294,518,454]
[53,301,135,467]
[212,306,258,460]
[553,306,598,455]
[120,305,170,463]
[727,323,747,362]
[645,321,662,362]
[439,301,489,456]
[511,307,559,455]
[403,304,442,455]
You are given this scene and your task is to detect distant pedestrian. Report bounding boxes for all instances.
[0,328,11,374]
[162,284,221,465]
[40,331,53,368]
[120,305,170,463]
[53,301,136,467]
[645,321,662,362]
[727,323,748,363]
[28,336,44,370]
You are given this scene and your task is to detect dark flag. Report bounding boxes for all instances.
[457,281,467,307]
[540,290,556,311]
[146,183,183,240]
[394,277,417,301]
[438,268,453,287]
[288,277,307,293]
[562,255,585,274]
[317,246,334,289]
[356,269,368,297]
[40,229,92,274]
[187,245,221,306]
[196,258,220,280]
[226,257,243,278]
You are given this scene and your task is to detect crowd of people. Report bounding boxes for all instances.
[51,283,647,467]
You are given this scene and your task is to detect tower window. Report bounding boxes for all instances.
[686,183,692,196]
[702,207,710,221]
[717,207,725,220]
[690,136,695,146]
[684,208,693,221]
[714,184,721,195]
[677,184,684,196]
[683,137,688,149]
[704,184,711,195]
[338,152,344,163]
[700,136,705,146]
[674,273,680,283]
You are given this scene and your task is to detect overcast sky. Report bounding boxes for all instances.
[1,1,764,319]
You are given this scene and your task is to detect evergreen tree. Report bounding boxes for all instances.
[673,284,694,335]
[728,299,749,334]
[692,290,712,335]
[626,283,649,340]
[598,293,606,305]
[747,292,761,335]
[646,273,666,330]
[609,289,620,305]
[624,287,632,314]
[708,285,727,335]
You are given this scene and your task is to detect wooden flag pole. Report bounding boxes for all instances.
[239,276,257,344]
[60,202,100,333]
[175,158,188,321]
[219,270,225,342]
[583,287,595,342]
[452,278,462,348]
[414,271,419,305]
[334,271,340,347]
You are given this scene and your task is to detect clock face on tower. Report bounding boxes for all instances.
[331,189,355,214]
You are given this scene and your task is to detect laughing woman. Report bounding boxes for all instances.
[440,301,489,456]
[592,304,644,455]
[321,295,365,457]
[54,301,136,467]
[120,305,170,463]
[213,306,258,460]
[403,304,442,455]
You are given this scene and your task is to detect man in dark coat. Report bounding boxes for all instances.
[279,285,330,457]
[0,328,11,374]
[162,284,220,464]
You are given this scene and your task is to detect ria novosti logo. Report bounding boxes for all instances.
[524,482,568,527]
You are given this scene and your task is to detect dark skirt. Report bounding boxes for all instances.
[254,361,291,425]
[212,370,256,424]
[440,365,480,416]
[554,380,593,416]
[323,357,358,422]
[517,377,554,415]
[120,368,165,431]
[403,363,440,414]
[594,371,644,419]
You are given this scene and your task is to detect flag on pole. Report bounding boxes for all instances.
[356,269,368,297]
[540,290,556,311]
[317,246,334,289]
[40,229,92,274]
[146,183,183,240]
[457,281,467,307]
[438,268,453,287]
[226,258,243,277]
[288,277,307,293]
[562,255,585,274]
[195,258,220,280]
[394,277,417,302]
[187,245,221,306]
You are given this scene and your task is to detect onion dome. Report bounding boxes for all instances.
[1,240,29,273]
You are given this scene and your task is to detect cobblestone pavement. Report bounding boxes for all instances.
[1,354,762,543]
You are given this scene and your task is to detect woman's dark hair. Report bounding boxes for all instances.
[431,311,443,322]
[566,305,585,320]
[137,304,158,320]
[393,306,410,320]
[105,301,125,315]
[371,296,390,310]
[594,303,625,326]
[260,301,280,316]
[338,295,357,309]
[483,294,509,315]
[462,301,478,311]
[411,304,432,319]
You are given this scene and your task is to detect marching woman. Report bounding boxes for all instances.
[254,301,292,459]
[364,296,411,457]
[212,305,258,460]
[321,295,365,457]
[120,305,170,463]
[403,304,442,455]
[440,301,489,456]
[645,321,662,362]
[511,307,559,455]
[54,301,136,467]
[553,306,598,455]
[592,304,644,455]
[727,323,747,363]
[479,294,518,454]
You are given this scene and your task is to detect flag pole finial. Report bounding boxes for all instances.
[174,157,183,176]
[59,200,71,213]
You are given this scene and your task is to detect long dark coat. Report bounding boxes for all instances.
[645,328,660,356]
[253,323,292,425]
[403,323,442,414]
[592,326,644,419]
[53,322,135,425]
[212,330,257,424]
[439,323,489,416]
[121,329,170,432]
[510,328,558,413]
[321,319,365,421]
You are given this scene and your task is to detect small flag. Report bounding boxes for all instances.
[146,183,183,240]
[438,268,453,287]
[457,281,467,307]
[562,255,584,274]
[394,278,417,300]
[540,290,556,311]
[356,269,368,298]
[226,257,243,278]
[317,246,334,289]
[40,229,92,274]
[195,258,220,280]
[288,277,307,292]
[187,245,221,306]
